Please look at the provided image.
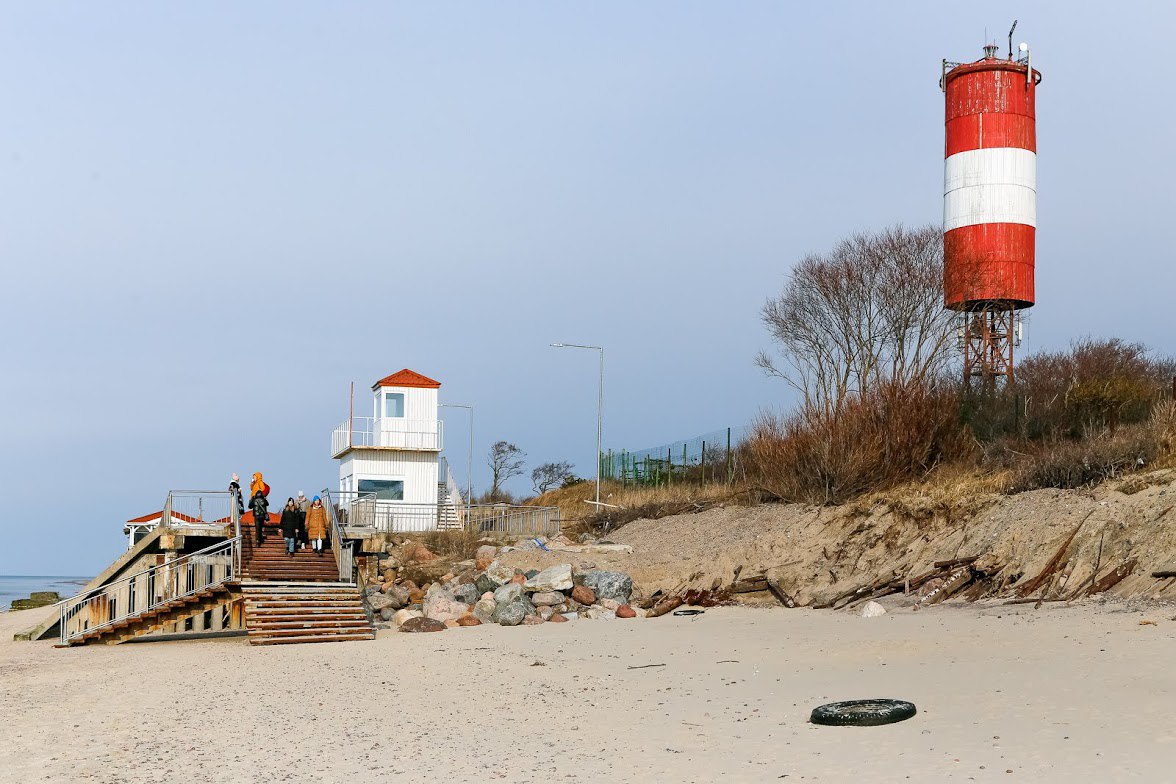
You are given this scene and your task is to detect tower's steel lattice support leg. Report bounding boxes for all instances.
[962,303,1016,390]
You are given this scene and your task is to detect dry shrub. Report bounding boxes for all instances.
[531,478,758,534]
[746,380,973,504]
[418,528,488,561]
[1018,338,1176,438]
[1002,401,1176,492]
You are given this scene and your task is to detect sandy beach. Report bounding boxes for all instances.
[1,600,1173,783]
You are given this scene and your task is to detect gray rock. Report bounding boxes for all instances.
[529,591,565,607]
[379,607,396,621]
[582,570,633,603]
[578,532,594,543]
[473,597,497,624]
[494,600,528,626]
[453,583,481,605]
[365,585,383,596]
[485,560,515,585]
[524,563,574,592]
[494,583,524,605]
[524,569,540,579]
[474,572,502,595]
[368,593,395,612]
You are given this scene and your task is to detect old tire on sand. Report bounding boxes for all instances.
[810,699,916,727]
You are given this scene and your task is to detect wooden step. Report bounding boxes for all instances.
[249,619,369,630]
[248,625,372,638]
[249,632,375,645]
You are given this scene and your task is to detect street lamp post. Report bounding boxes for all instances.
[439,403,474,520]
[550,343,604,509]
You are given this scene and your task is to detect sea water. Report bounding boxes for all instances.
[0,575,90,611]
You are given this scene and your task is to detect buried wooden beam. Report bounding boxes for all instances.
[1017,512,1094,598]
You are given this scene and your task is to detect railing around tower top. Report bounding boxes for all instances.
[320,489,355,584]
[330,417,443,456]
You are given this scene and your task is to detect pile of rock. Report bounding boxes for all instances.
[364,543,641,632]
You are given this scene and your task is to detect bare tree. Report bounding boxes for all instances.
[756,224,960,413]
[531,461,575,495]
[487,441,526,501]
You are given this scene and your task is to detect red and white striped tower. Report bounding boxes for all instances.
[942,42,1042,387]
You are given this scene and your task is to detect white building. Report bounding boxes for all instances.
[330,369,462,531]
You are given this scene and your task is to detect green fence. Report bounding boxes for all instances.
[599,426,752,487]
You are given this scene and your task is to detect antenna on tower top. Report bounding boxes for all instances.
[1008,20,1018,60]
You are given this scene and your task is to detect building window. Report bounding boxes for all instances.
[384,393,405,418]
[358,479,405,501]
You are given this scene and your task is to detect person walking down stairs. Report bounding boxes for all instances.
[279,498,300,557]
[305,496,328,556]
[249,490,270,545]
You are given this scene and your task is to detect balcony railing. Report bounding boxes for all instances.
[331,417,443,456]
[329,491,560,537]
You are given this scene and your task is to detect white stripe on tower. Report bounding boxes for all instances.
[943,147,1037,232]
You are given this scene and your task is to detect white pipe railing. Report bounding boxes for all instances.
[58,537,239,644]
[329,491,560,537]
[331,417,444,456]
[58,490,242,645]
[320,488,355,584]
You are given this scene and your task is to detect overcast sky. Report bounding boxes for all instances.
[2,2,1173,575]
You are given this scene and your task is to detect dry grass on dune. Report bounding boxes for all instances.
[530,479,764,533]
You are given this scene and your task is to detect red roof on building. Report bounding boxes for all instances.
[372,368,441,390]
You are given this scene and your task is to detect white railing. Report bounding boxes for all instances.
[320,489,355,584]
[329,490,559,537]
[439,458,466,528]
[58,490,242,645]
[466,504,561,537]
[162,491,237,528]
[331,417,443,456]
[58,537,240,644]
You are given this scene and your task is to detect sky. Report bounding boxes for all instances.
[2,2,1174,576]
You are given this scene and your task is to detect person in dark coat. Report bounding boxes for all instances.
[279,498,300,556]
[294,491,309,549]
[249,490,269,546]
[229,473,245,519]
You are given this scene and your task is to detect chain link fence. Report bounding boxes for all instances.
[600,425,753,487]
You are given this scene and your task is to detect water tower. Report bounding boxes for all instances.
[941,36,1042,387]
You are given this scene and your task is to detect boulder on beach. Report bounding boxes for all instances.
[485,560,515,585]
[570,585,595,605]
[474,572,502,595]
[616,605,637,618]
[494,600,529,626]
[456,614,482,627]
[453,583,481,605]
[400,617,447,633]
[494,583,524,605]
[524,564,573,592]
[474,545,497,571]
[392,609,423,627]
[580,570,633,603]
[529,591,565,607]
[473,597,497,624]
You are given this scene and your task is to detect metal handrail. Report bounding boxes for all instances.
[330,417,444,455]
[58,536,239,644]
[320,489,355,584]
[328,490,559,536]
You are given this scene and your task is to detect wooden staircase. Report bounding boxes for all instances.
[59,584,235,646]
[240,523,342,582]
[241,582,374,645]
[239,523,374,645]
